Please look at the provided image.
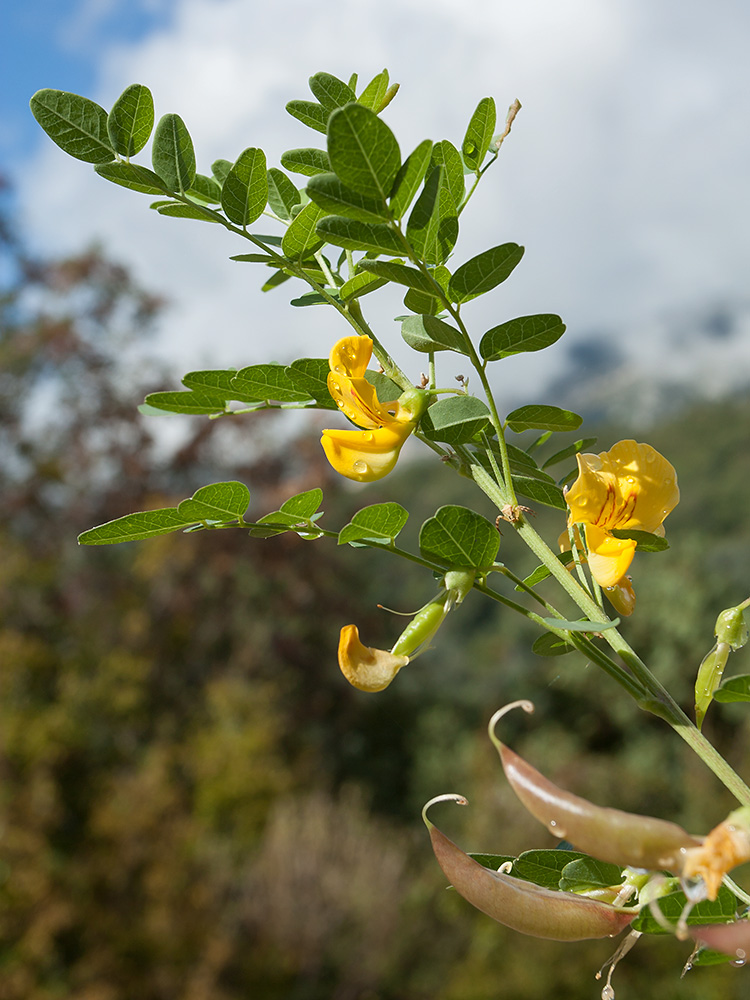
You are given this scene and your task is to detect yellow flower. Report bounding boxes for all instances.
[338,624,409,692]
[564,440,679,613]
[321,335,426,482]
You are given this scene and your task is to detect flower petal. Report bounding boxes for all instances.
[584,523,637,589]
[338,624,409,692]
[320,423,412,482]
[329,335,373,378]
[327,371,402,429]
[602,575,636,617]
[566,440,679,534]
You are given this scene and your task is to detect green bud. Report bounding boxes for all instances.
[443,568,476,605]
[695,641,731,730]
[390,597,449,658]
[715,605,749,651]
[397,386,431,422]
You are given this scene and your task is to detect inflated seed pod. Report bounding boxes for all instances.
[489,702,702,871]
[423,794,635,941]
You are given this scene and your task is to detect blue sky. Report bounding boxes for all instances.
[1,1,174,167]
[4,0,750,404]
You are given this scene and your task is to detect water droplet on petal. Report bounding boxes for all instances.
[332,364,344,373]
[626,476,635,484]
[336,400,344,408]
[353,460,368,475]
[363,431,374,442]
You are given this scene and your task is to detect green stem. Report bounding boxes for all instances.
[460,449,750,805]
[172,194,413,390]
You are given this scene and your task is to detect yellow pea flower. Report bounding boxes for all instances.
[321,335,428,482]
[338,624,410,692]
[564,440,679,614]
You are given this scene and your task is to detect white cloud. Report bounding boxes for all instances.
[19,0,750,400]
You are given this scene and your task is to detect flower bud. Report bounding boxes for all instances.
[694,642,731,730]
[390,597,450,658]
[715,605,749,651]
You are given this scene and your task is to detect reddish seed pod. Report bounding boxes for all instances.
[423,795,635,940]
[690,920,750,959]
[489,702,702,872]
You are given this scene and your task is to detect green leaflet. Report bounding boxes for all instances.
[327,104,401,200]
[512,850,588,890]
[541,437,598,469]
[419,504,499,570]
[430,139,465,209]
[152,113,196,191]
[714,675,750,703]
[278,487,324,518]
[211,158,233,184]
[609,529,670,552]
[177,482,251,522]
[78,481,251,545]
[338,503,409,545]
[339,269,388,301]
[180,370,262,404]
[286,100,329,134]
[267,168,301,220]
[280,147,332,177]
[531,632,577,656]
[539,617,619,632]
[281,202,326,259]
[389,139,433,219]
[356,69,390,111]
[480,314,566,361]
[189,174,222,203]
[78,507,197,545]
[632,887,739,935]
[357,259,435,294]
[558,857,625,893]
[505,405,583,434]
[406,166,458,266]
[512,477,566,511]
[30,88,115,163]
[462,96,497,171]
[221,147,268,225]
[286,358,337,408]
[315,217,402,255]
[144,389,228,414]
[248,488,324,538]
[306,173,390,222]
[94,162,169,195]
[309,71,357,110]
[151,201,219,223]
[230,364,312,403]
[400,315,466,354]
[518,551,574,591]
[449,243,525,303]
[421,396,491,445]
[107,83,154,157]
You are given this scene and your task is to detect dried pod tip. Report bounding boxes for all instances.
[488,699,534,751]
[421,793,468,829]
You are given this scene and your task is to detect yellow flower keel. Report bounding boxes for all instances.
[338,624,409,692]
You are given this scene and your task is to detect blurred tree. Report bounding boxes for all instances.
[2,173,750,998]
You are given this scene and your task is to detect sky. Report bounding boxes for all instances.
[3,0,750,406]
